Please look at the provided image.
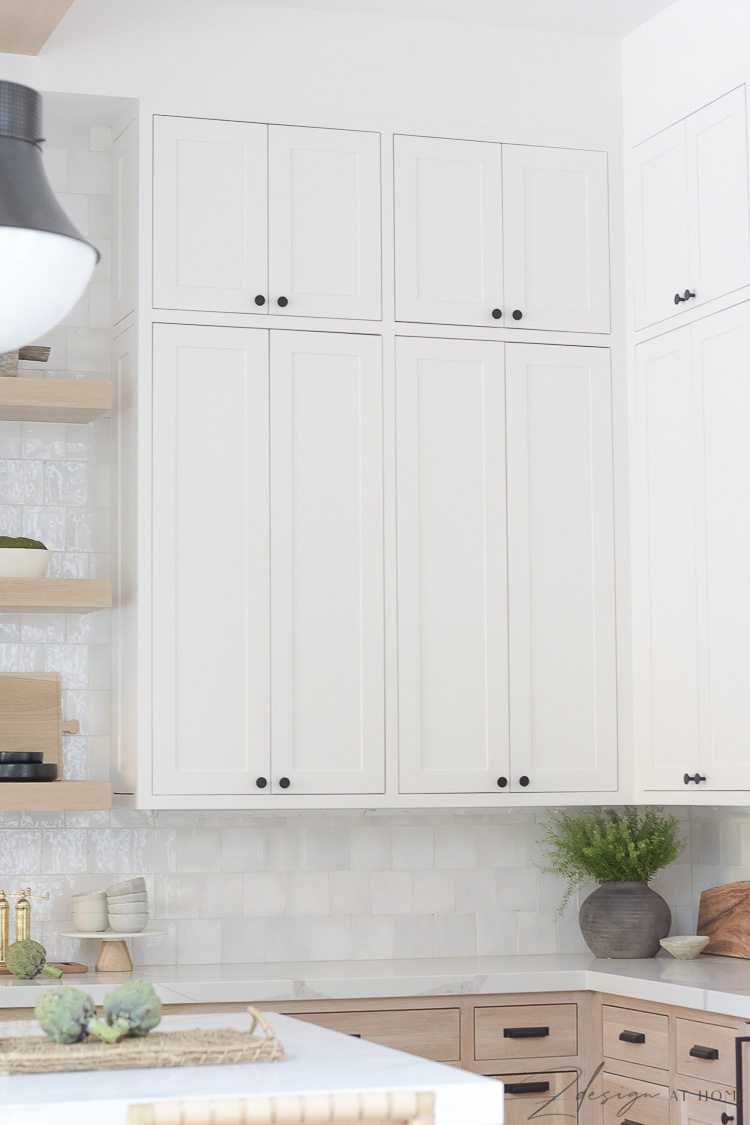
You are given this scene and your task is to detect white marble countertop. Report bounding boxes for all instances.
[0,1011,503,1125]
[3,953,750,1018]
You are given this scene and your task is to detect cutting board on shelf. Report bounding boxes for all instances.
[0,673,78,773]
[0,963,87,975]
[697,880,750,957]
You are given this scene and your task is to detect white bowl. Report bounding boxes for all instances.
[72,906,108,921]
[0,548,52,578]
[108,913,148,933]
[659,935,710,960]
[106,892,148,904]
[71,890,107,903]
[106,877,146,896]
[107,901,150,914]
[73,914,108,933]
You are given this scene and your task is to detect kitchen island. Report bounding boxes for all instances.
[0,1010,504,1125]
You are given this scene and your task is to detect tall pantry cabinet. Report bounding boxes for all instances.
[129,111,619,808]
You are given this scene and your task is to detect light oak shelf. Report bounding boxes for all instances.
[0,579,112,613]
[0,782,112,811]
[0,378,113,423]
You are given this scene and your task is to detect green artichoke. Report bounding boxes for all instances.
[98,981,162,1040]
[35,986,97,1043]
[6,939,63,980]
[0,535,47,550]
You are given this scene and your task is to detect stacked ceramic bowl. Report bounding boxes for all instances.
[106,877,149,933]
[71,890,108,932]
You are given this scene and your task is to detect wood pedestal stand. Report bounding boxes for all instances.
[60,929,165,973]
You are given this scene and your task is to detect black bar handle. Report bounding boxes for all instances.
[735,1036,750,1125]
[503,1026,550,1039]
[505,1082,550,1095]
[690,1045,720,1060]
[619,1030,646,1044]
[622,1119,646,1125]
[684,772,707,785]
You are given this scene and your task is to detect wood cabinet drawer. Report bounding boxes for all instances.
[602,1071,670,1125]
[603,1004,670,1071]
[676,1019,737,1087]
[474,1003,578,1061]
[493,1070,577,1125]
[290,1007,461,1062]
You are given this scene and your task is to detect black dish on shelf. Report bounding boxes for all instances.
[0,751,44,764]
[0,762,58,781]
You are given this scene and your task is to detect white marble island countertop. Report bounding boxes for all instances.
[0,1011,503,1125]
[3,953,750,1018]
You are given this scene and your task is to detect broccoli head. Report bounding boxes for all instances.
[101,980,162,1038]
[6,939,63,980]
[35,986,96,1043]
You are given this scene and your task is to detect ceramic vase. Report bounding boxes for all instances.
[579,880,671,958]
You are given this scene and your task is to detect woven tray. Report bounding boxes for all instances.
[0,1006,283,1075]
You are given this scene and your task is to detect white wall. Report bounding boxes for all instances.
[0,0,621,145]
[622,0,750,144]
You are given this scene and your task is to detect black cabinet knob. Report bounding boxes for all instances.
[491,308,502,320]
[519,775,530,787]
[721,1114,734,1123]
[254,295,266,306]
[674,290,696,304]
[255,777,267,789]
[512,310,523,321]
[684,772,706,785]
[497,777,508,788]
[279,776,291,789]
[277,296,289,307]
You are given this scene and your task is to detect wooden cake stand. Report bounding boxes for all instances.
[60,929,165,972]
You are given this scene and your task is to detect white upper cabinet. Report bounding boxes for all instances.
[396,337,509,793]
[268,126,381,320]
[636,303,750,792]
[152,116,269,315]
[394,135,610,332]
[153,117,382,319]
[270,332,385,795]
[393,135,504,328]
[151,324,271,796]
[632,87,750,331]
[502,146,610,333]
[506,344,617,793]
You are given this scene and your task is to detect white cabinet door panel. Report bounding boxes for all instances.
[270,332,384,794]
[632,122,689,330]
[506,344,617,792]
[396,337,509,793]
[152,325,270,795]
[268,126,382,320]
[687,88,750,310]
[693,305,750,788]
[502,146,611,333]
[394,135,504,327]
[113,118,138,325]
[153,116,268,314]
[635,328,701,790]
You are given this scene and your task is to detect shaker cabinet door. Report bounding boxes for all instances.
[394,134,504,328]
[502,145,610,333]
[151,324,271,795]
[152,116,268,314]
[396,336,510,793]
[268,126,382,320]
[506,344,617,793]
[270,331,385,795]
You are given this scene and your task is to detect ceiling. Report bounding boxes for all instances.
[243,0,682,36]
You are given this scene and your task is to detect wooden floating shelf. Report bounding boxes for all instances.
[0,579,112,613]
[0,378,113,424]
[0,782,112,812]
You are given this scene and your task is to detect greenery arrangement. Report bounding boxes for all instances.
[0,535,47,549]
[539,806,685,913]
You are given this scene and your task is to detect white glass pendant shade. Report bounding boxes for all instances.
[0,81,98,353]
[0,228,97,352]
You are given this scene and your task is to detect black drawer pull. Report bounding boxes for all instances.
[619,1030,646,1044]
[622,1119,646,1125]
[504,1026,550,1039]
[349,1033,361,1038]
[505,1082,550,1095]
[690,1045,719,1060]
[721,1115,734,1124]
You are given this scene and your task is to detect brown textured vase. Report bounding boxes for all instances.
[578,881,671,958]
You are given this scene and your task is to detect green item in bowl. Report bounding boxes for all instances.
[0,536,47,550]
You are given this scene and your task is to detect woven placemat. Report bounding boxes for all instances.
[0,1006,283,1075]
